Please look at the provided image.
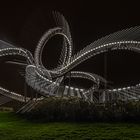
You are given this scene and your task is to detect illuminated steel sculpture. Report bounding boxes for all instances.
[0,12,140,113]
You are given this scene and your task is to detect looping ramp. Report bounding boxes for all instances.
[0,12,140,112]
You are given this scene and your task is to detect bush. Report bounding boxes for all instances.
[20,98,140,122]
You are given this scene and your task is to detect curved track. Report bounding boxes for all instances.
[0,13,140,112]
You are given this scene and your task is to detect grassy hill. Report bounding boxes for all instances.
[0,112,140,139]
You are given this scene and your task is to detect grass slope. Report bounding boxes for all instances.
[0,112,140,140]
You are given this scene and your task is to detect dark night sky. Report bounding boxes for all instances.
[0,0,140,92]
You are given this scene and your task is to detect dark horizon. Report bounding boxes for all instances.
[0,0,140,92]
